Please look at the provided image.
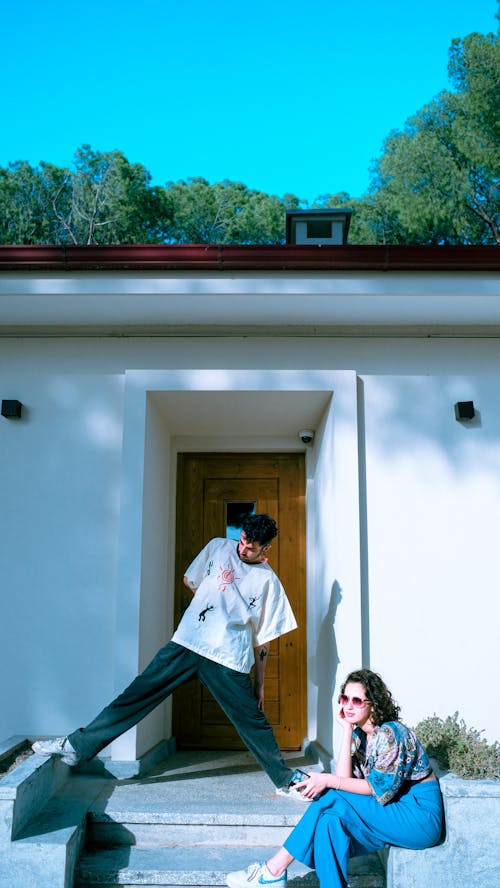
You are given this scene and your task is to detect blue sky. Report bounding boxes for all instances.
[1,0,497,203]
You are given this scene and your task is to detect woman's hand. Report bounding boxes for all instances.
[334,704,355,779]
[336,705,354,730]
[294,772,332,799]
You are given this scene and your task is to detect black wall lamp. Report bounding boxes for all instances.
[1,399,23,419]
[454,401,475,422]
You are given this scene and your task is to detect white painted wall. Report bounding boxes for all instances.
[362,373,500,739]
[1,335,499,760]
[0,354,124,736]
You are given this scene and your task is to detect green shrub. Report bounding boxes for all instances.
[415,712,500,780]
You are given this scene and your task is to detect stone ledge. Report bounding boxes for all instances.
[385,775,500,888]
[1,770,108,888]
[0,750,69,843]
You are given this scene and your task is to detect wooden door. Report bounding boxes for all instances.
[173,453,306,750]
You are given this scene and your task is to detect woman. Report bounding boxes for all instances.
[226,668,443,888]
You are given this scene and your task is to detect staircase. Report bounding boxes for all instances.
[74,750,385,888]
[1,740,385,887]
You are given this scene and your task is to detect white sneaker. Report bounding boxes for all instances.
[31,737,80,766]
[275,784,312,802]
[226,862,287,888]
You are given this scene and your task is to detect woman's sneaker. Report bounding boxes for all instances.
[31,737,80,766]
[226,862,287,888]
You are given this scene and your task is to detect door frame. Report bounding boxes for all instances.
[110,369,363,764]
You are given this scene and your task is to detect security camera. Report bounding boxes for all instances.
[299,429,315,444]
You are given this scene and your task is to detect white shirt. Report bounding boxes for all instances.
[172,537,297,673]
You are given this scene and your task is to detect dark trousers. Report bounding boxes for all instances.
[68,641,294,788]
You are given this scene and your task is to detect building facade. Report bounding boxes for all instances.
[1,244,499,765]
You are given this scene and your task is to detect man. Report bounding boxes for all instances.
[33,514,305,798]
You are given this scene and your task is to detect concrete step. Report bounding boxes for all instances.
[76,845,385,888]
[86,804,304,848]
[84,754,311,849]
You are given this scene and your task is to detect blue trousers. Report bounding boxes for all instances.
[284,781,443,888]
[68,641,294,788]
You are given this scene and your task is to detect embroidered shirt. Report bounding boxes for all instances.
[351,720,432,805]
[172,537,297,673]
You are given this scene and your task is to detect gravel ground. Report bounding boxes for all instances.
[0,743,33,779]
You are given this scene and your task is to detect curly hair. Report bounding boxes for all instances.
[241,513,278,545]
[341,668,400,726]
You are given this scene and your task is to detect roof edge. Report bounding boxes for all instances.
[0,244,499,272]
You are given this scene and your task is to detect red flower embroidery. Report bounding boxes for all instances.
[218,562,240,591]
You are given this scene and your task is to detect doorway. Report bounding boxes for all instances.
[173,452,306,750]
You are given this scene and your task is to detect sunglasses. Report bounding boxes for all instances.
[338,694,370,708]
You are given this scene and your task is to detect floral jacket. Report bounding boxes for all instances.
[351,720,432,805]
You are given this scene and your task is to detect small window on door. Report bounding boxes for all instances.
[226,502,256,540]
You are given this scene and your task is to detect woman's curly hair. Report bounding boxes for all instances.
[341,668,400,726]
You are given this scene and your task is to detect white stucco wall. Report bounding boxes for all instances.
[0,357,124,735]
[1,334,499,759]
[362,373,500,736]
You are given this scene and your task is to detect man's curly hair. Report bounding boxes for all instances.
[341,668,400,726]
[241,514,278,545]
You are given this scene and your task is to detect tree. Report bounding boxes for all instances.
[1,24,497,246]
[164,177,288,243]
[310,191,410,244]
[0,161,67,244]
[55,146,173,244]
[366,30,500,244]
[0,146,173,245]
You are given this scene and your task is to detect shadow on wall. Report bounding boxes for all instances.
[362,375,500,465]
[357,372,500,738]
[313,580,341,756]
[1,375,124,737]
